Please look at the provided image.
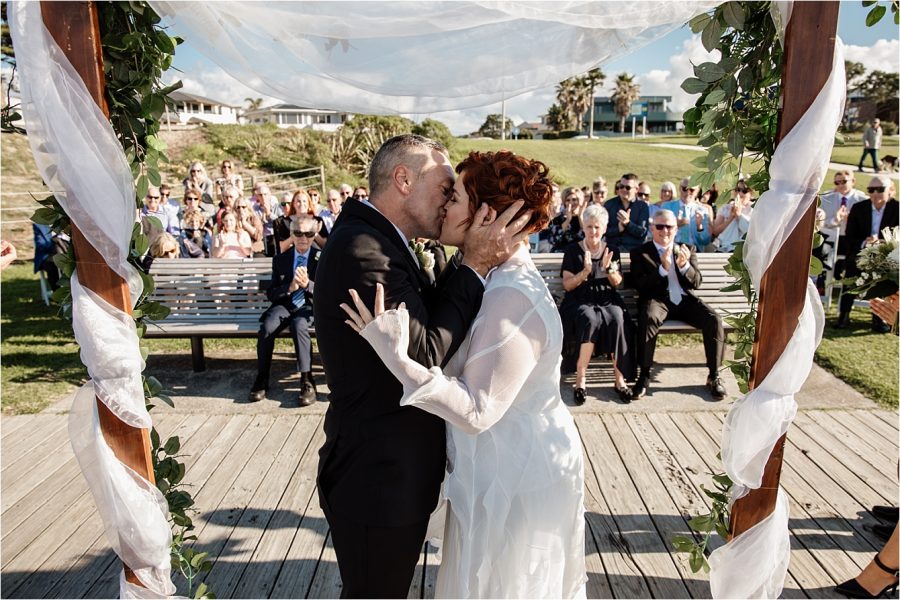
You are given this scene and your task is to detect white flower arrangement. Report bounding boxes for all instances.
[849,225,900,299]
[410,240,435,272]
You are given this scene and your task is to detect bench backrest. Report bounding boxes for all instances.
[530,252,750,318]
[149,258,272,323]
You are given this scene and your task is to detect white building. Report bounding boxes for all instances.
[166,91,240,125]
[242,104,351,131]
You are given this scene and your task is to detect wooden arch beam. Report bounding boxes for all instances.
[729,1,840,538]
[40,0,155,586]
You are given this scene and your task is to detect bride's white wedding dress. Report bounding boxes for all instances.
[359,244,587,599]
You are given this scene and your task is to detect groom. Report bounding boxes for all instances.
[314,134,530,598]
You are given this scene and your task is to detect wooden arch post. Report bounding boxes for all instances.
[729,1,840,538]
[40,0,155,586]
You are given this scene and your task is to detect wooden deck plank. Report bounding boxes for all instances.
[83,414,262,599]
[791,412,897,501]
[1,415,67,467]
[1,424,71,481]
[422,542,440,600]
[843,410,899,446]
[406,542,426,600]
[578,421,651,599]
[870,410,898,430]
[579,414,690,599]
[606,413,708,598]
[305,531,342,599]
[38,414,221,600]
[202,416,319,598]
[232,421,326,599]
[694,413,873,585]
[806,411,897,477]
[172,414,283,596]
[0,415,40,438]
[785,418,895,508]
[658,413,810,598]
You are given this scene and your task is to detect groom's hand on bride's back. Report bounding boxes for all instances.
[462,200,531,278]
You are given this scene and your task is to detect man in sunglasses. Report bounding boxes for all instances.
[630,210,726,400]
[249,216,322,406]
[604,172,650,253]
[661,177,711,249]
[837,175,899,331]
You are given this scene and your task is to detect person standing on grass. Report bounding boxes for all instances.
[858,118,883,173]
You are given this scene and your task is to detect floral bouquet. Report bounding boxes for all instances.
[848,225,900,300]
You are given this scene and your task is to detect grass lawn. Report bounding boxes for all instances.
[816,303,899,410]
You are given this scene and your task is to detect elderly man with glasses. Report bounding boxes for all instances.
[604,172,650,253]
[629,209,726,400]
[837,175,899,331]
[141,185,178,240]
[250,216,322,406]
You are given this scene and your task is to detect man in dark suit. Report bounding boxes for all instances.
[837,175,899,331]
[630,209,726,400]
[605,172,650,253]
[249,216,321,406]
[313,134,529,598]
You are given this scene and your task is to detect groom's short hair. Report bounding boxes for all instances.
[368,134,447,199]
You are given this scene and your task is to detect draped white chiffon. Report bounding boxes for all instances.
[360,245,586,598]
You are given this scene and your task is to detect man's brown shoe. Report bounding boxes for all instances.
[248,389,266,403]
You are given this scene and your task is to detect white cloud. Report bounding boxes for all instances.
[844,39,900,73]
[633,35,719,113]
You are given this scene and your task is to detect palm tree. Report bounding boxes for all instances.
[611,73,640,133]
[244,97,263,111]
[583,68,605,139]
[555,78,580,131]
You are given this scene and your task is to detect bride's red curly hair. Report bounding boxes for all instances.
[456,150,553,233]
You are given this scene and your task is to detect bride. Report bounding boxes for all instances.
[342,150,587,598]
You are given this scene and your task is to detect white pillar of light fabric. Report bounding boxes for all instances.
[709,26,844,600]
[9,1,175,596]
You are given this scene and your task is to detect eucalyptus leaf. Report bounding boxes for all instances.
[689,12,712,33]
[722,2,745,30]
[866,4,886,26]
[696,62,726,83]
[704,89,727,105]
[727,129,744,157]
[681,77,708,94]
[701,18,723,52]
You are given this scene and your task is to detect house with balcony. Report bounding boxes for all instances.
[166,91,240,125]
[587,95,682,133]
[241,104,352,132]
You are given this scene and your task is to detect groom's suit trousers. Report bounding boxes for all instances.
[328,517,429,599]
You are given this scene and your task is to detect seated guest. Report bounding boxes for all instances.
[182,160,214,209]
[160,184,181,235]
[591,177,608,204]
[547,186,584,252]
[33,223,65,289]
[215,185,242,228]
[249,216,321,406]
[275,190,318,253]
[659,181,676,205]
[836,175,899,330]
[630,210,726,400]
[141,185,178,238]
[560,205,636,405]
[352,186,369,201]
[699,185,718,221]
[712,180,754,252]
[536,183,562,252]
[180,208,211,258]
[234,197,265,256]
[662,177,712,249]
[251,183,280,257]
[212,210,252,258]
[319,188,343,234]
[214,159,244,204]
[605,172,650,253]
[820,169,868,273]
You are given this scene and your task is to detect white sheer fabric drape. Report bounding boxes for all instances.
[9,1,174,596]
[709,23,843,599]
[147,1,721,114]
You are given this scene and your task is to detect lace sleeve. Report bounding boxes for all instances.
[359,284,546,434]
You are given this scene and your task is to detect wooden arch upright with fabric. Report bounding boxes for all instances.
[39,0,840,589]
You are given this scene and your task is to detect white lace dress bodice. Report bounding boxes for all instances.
[360,245,587,598]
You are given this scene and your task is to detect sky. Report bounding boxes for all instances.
[164,2,899,135]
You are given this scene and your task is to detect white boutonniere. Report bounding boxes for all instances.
[410,240,435,272]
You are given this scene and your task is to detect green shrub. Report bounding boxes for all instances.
[881,121,898,136]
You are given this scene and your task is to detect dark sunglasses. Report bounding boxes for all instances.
[161,192,170,197]
[185,196,199,201]
[340,191,351,196]
[868,186,885,193]
[353,194,368,200]
[147,195,161,200]
[280,201,292,206]
[681,186,696,192]
[636,192,650,199]
[834,179,847,185]
[292,230,316,238]
[736,186,750,193]
[190,169,201,173]
[619,185,633,191]
[654,224,676,231]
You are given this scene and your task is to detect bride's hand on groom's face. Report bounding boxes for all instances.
[341,283,406,333]
[462,200,532,278]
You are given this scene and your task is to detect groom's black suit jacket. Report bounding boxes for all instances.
[314,199,484,527]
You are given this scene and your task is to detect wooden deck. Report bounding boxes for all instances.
[1,408,897,599]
